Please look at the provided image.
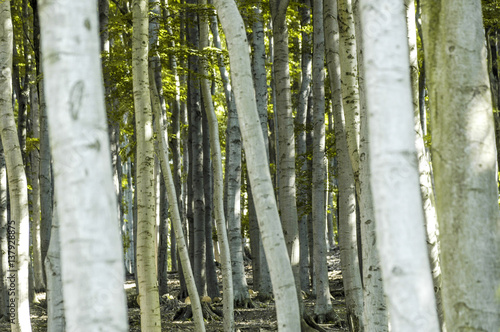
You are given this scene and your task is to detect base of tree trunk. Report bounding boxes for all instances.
[255,292,273,302]
[173,301,223,321]
[235,296,255,309]
[302,311,343,332]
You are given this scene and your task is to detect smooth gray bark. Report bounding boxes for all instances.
[359,1,441,329]
[39,1,128,330]
[212,0,301,329]
[131,0,161,329]
[422,0,500,329]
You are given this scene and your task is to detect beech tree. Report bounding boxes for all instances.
[212,0,301,329]
[324,0,364,329]
[131,0,161,329]
[311,0,333,322]
[422,0,500,329]
[0,1,32,330]
[198,5,235,327]
[150,68,206,332]
[359,0,440,329]
[38,0,128,331]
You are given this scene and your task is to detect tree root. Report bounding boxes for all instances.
[173,301,223,321]
[235,296,255,309]
[301,310,344,332]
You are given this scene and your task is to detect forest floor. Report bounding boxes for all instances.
[2,248,348,331]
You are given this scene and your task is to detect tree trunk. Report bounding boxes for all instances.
[39,79,52,288]
[39,1,129,331]
[350,1,390,329]
[311,0,333,323]
[224,82,251,307]
[0,2,32,330]
[0,139,8,319]
[158,177,169,296]
[202,110,219,299]
[28,68,44,293]
[296,0,312,293]
[212,0,301,329]
[359,1,441,329]
[406,1,444,328]
[337,0,360,179]
[186,0,206,295]
[45,199,65,332]
[270,0,301,293]
[130,0,161,329]
[151,68,206,332]
[421,0,500,329]
[325,0,364,328]
[199,11,235,325]
[248,5,273,300]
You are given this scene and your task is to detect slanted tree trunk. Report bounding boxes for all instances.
[325,0,364,328]
[130,0,161,329]
[0,2,32,330]
[212,0,301,329]
[359,1,441,329]
[421,0,500,329]
[39,1,128,331]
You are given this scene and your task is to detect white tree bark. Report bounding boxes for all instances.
[130,0,161,329]
[351,1,388,329]
[0,2,32,330]
[359,1,440,330]
[337,0,360,179]
[421,0,500,330]
[38,1,128,331]
[212,0,300,329]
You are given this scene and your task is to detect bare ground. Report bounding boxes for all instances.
[0,249,348,331]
